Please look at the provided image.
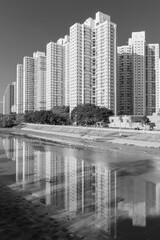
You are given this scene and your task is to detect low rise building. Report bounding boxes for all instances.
[109,115,149,130]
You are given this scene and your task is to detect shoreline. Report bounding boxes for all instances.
[1,124,160,157]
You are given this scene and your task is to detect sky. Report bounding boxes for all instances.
[0,0,160,106]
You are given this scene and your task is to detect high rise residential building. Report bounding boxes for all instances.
[23,56,34,112]
[69,20,94,112]
[3,82,15,115]
[14,12,116,115]
[117,45,133,115]
[12,81,17,113]
[16,64,23,113]
[95,12,117,113]
[146,44,159,115]
[129,32,146,116]
[46,37,69,110]
[33,51,46,111]
[69,12,117,113]
[117,32,159,116]
[63,36,70,106]
[158,59,160,113]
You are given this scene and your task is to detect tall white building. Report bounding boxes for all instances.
[95,12,117,113]
[16,64,23,114]
[33,51,46,111]
[69,12,117,113]
[23,56,34,112]
[70,20,93,112]
[63,36,70,106]
[129,32,146,116]
[46,37,69,110]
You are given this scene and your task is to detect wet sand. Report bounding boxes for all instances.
[0,181,77,240]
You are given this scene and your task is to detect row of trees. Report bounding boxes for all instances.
[0,104,113,128]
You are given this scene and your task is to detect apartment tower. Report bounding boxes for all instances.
[117,32,159,116]
[69,20,94,112]
[33,51,46,111]
[3,82,15,114]
[69,12,117,113]
[23,56,34,112]
[129,32,146,116]
[95,12,117,113]
[146,44,159,115]
[16,64,23,113]
[117,45,133,115]
[12,81,17,113]
[46,37,69,110]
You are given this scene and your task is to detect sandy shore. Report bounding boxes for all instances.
[0,125,160,240]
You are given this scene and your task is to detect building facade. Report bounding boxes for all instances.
[3,82,15,115]
[95,12,117,114]
[33,51,46,111]
[117,45,133,115]
[69,12,117,113]
[69,21,93,112]
[46,39,66,110]
[129,32,146,116]
[16,64,23,114]
[117,32,160,116]
[23,56,35,112]
[146,44,159,115]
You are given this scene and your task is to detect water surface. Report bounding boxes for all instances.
[1,134,160,240]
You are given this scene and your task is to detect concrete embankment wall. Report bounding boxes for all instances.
[21,123,160,137]
[18,123,160,148]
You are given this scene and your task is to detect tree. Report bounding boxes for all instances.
[23,110,69,126]
[71,104,113,126]
[15,113,24,125]
[141,115,150,126]
[0,113,16,128]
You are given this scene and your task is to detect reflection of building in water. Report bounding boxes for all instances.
[13,138,160,236]
[133,178,146,226]
[22,142,35,183]
[64,156,95,216]
[117,173,160,228]
[117,176,146,227]
[16,142,47,184]
[64,157,77,214]
[45,147,65,208]
[34,147,46,181]
[77,160,95,214]
[15,138,23,182]
[95,165,117,234]
[142,172,160,216]
[3,137,16,160]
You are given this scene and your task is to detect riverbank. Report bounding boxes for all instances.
[2,123,160,157]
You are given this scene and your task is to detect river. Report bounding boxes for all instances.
[1,133,160,239]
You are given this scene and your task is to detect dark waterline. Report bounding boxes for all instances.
[1,134,160,239]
